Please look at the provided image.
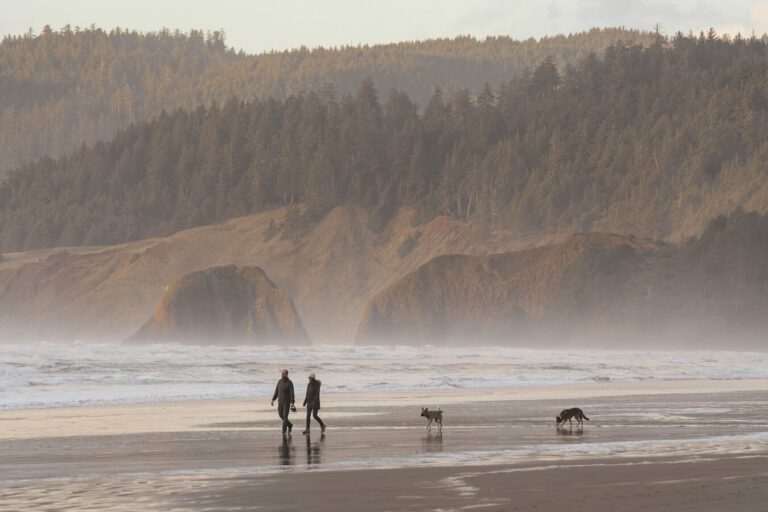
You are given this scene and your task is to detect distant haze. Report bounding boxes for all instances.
[4,0,768,53]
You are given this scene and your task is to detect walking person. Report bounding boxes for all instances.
[271,369,296,435]
[302,372,326,435]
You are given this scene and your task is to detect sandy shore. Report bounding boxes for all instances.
[1,380,767,511]
[3,378,768,440]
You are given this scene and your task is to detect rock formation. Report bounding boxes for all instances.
[0,205,520,343]
[357,213,768,349]
[356,233,654,345]
[127,265,309,345]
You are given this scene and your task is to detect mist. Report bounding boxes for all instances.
[3,9,768,508]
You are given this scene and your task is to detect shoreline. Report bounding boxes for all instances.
[3,378,768,440]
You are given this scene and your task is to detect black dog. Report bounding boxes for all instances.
[555,408,590,428]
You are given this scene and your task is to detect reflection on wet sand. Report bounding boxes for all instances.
[556,426,585,438]
[306,434,325,466]
[421,432,443,453]
[277,433,326,467]
[278,436,295,466]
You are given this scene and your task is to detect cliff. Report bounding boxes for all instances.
[356,233,657,345]
[0,204,532,343]
[356,212,768,348]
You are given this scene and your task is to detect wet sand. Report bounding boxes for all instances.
[1,380,767,511]
[174,456,768,512]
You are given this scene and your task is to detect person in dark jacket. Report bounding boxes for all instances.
[271,369,296,435]
[302,372,326,434]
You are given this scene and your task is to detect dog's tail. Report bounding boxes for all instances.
[583,415,590,421]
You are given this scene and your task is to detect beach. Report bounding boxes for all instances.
[2,379,767,511]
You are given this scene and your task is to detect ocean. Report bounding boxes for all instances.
[2,343,767,411]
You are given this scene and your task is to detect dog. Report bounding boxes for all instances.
[555,408,590,428]
[421,407,443,431]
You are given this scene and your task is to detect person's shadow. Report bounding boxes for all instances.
[305,433,326,467]
[278,435,295,466]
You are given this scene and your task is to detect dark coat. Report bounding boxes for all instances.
[272,377,295,404]
[303,379,321,409]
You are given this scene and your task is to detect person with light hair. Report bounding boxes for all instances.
[271,369,296,435]
[302,372,326,435]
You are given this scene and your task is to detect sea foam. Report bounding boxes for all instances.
[1,343,767,410]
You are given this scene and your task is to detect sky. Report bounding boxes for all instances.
[3,0,768,53]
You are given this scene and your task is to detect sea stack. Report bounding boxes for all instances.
[127,265,309,345]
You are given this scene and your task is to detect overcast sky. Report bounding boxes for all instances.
[3,0,768,53]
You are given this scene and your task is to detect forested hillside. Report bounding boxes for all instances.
[2,33,768,251]
[196,28,654,107]
[0,26,236,177]
[0,26,653,177]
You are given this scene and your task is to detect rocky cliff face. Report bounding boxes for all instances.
[0,205,535,343]
[355,233,656,345]
[127,265,309,345]
[356,216,768,349]
[3,205,764,348]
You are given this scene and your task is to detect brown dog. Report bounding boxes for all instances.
[556,408,590,428]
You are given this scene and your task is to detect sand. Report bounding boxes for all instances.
[1,380,767,511]
[176,456,768,512]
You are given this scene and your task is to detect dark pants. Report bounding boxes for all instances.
[306,404,325,430]
[278,401,292,432]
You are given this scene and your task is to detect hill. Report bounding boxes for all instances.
[3,33,768,253]
[0,26,652,178]
[356,210,768,348]
[0,27,236,178]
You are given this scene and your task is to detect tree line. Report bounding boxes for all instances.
[0,26,654,177]
[2,32,768,251]
[196,27,655,109]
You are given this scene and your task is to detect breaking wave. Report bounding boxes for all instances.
[1,342,767,410]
